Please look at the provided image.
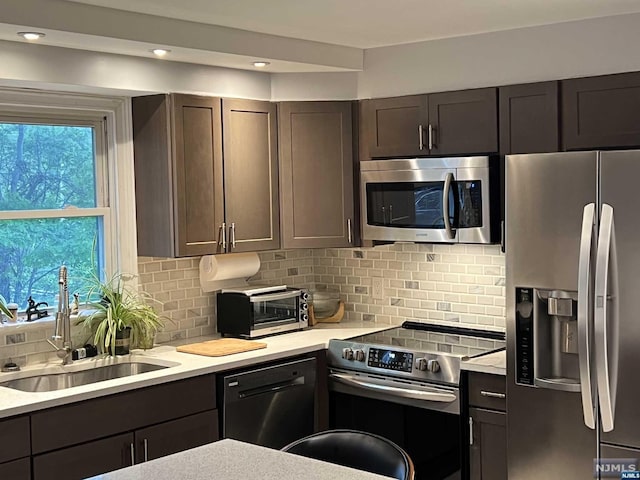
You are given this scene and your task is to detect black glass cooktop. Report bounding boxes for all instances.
[349,321,505,358]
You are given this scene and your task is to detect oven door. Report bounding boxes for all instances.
[360,157,493,244]
[248,290,304,338]
[328,368,461,480]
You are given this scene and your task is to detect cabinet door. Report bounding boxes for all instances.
[172,94,224,257]
[0,458,30,480]
[562,72,640,150]
[33,433,134,480]
[222,99,280,252]
[0,416,30,464]
[428,88,498,155]
[135,410,219,463]
[279,101,355,248]
[469,408,507,480]
[499,82,559,154]
[367,95,428,158]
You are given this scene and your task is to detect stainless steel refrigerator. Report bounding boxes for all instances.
[506,150,640,480]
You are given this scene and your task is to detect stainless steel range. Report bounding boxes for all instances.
[327,321,505,480]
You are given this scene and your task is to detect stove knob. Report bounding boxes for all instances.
[415,358,428,371]
[427,359,441,373]
[342,348,354,360]
[354,349,366,362]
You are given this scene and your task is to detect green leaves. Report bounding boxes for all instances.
[77,272,166,356]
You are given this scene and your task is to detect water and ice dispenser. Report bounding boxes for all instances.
[515,287,581,392]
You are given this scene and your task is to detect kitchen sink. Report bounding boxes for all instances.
[0,362,172,393]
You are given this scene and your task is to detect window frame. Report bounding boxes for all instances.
[0,88,138,298]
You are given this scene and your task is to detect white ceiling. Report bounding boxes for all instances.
[63,0,640,48]
[3,0,640,72]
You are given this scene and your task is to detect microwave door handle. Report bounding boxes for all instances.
[595,204,619,433]
[442,172,456,239]
[578,203,596,429]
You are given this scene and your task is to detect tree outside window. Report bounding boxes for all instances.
[0,120,108,310]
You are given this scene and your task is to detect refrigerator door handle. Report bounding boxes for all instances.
[577,203,596,429]
[594,203,619,433]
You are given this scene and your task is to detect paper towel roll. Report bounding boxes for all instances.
[199,252,261,292]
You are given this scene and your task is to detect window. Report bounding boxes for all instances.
[0,89,137,313]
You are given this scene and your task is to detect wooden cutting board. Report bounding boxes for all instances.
[176,338,267,357]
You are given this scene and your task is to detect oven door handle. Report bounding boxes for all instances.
[329,373,457,403]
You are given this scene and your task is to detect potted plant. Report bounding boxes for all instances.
[77,272,165,355]
[0,294,12,320]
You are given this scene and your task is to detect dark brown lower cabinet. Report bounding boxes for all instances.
[32,410,220,480]
[469,407,507,480]
[0,457,31,480]
[134,410,219,463]
[33,433,134,480]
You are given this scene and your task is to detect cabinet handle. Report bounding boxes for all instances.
[418,125,424,150]
[229,222,236,250]
[428,124,436,150]
[130,442,135,466]
[480,390,506,399]
[144,438,149,462]
[469,416,474,446]
[347,219,353,244]
[218,222,227,253]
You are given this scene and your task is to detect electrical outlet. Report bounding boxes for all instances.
[372,277,384,299]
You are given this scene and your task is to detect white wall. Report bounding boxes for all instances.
[270,72,359,101]
[0,40,272,99]
[2,13,640,101]
[358,13,640,98]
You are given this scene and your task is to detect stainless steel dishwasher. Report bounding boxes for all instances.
[220,357,316,449]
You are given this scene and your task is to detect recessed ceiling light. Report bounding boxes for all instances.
[151,48,171,57]
[18,32,46,41]
[252,61,271,68]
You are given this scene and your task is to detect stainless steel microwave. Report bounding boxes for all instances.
[217,285,309,338]
[360,156,500,244]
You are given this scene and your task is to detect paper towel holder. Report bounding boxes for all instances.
[199,252,261,292]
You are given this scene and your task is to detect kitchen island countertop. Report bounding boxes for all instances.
[92,438,394,480]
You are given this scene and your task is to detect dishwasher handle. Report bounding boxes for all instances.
[237,376,305,399]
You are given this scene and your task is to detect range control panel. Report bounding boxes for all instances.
[515,287,534,385]
[367,347,414,372]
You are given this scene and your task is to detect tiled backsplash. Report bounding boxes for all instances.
[311,243,505,329]
[0,244,504,367]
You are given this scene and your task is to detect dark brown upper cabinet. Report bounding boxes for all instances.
[222,99,280,253]
[499,81,559,155]
[367,95,427,158]
[133,94,224,258]
[133,95,280,257]
[278,101,355,249]
[365,88,498,158]
[562,71,640,150]
[428,88,498,156]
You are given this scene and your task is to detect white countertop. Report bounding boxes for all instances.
[0,324,393,419]
[461,349,506,376]
[94,438,394,480]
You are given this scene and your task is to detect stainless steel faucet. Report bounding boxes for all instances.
[47,266,73,364]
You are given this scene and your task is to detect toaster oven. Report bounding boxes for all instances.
[216,285,309,338]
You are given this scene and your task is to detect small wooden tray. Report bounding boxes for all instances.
[177,338,267,357]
